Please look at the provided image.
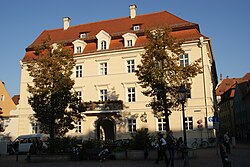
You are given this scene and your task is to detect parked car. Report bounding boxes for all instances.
[7,133,49,154]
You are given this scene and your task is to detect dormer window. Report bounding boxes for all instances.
[80,32,87,38]
[96,30,111,51]
[133,25,140,31]
[72,39,87,54]
[122,33,138,47]
[127,40,133,47]
[101,41,107,50]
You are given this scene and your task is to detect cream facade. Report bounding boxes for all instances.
[18,5,217,144]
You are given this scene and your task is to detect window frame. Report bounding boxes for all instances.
[185,116,193,130]
[100,89,108,101]
[127,87,136,102]
[128,119,136,132]
[157,117,166,132]
[76,65,83,78]
[127,59,135,73]
[101,40,107,50]
[133,25,140,31]
[179,53,189,67]
[99,62,108,75]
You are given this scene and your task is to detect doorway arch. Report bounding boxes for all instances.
[96,117,115,141]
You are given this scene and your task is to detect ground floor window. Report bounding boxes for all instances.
[157,117,166,131]
[185,117,193,130]
[128,119,136,132]
[75,121,82,133]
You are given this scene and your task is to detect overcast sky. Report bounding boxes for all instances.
[0,0,249,96]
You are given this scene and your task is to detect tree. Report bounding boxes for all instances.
[136,26,202,132]
[27,39,85,152]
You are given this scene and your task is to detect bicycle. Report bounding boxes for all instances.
[191,138,209,149]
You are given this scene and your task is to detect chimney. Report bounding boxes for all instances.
[129,4,137,19]
[63,17,71,30]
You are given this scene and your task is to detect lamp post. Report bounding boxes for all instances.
[178,84,190,167]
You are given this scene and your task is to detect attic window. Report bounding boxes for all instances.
[133,25,140,31]
[80,33,87,38]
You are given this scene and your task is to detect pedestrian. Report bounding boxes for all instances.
[166,131,175,167]
[155,133,169,166]
[223,132,231,154]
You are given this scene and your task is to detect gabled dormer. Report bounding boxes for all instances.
[122,33,138,47]
[72,39,87,54]
[96,30,111,51]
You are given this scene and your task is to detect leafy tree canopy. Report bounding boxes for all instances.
[27,39,85,142]
[136,26,202,119]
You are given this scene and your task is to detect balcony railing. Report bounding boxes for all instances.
[83,100,123,111]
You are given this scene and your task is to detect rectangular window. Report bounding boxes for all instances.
[100,62,107,75]
[127,59,135,73]
[0,95,4,101]
[128,119,136,132]
[127,87,135,102]
[32,123,40,134]
[179,54,189,67]
[75,121,82,133]
[185,117,193,130]
[127,40,133,47]
[80,33,87,38]
[100,89,108,101]
[76,65,82,78]
[77,91,82,101]
[76,46,82,53]
[133,25,140,31]
[157,117,166,131]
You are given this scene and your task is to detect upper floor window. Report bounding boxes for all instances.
[100,62,107,75]
[101,41,107,50]
[80,32,87,38]
[77,91,82,101]
[0,95,4,101]
[127,87,135,102]
[76,46,82,53]
[76,65,83,78]
[179,54,189,67]
[185,117,193,130]
[128,119,136,132]
[100,89,108,101]
[133,25,140,31]
[157,117,166,131]
[127,59,135,73]
[127,40,133,47]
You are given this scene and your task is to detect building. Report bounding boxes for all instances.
[19,5,217,144]
[216,73,250,141]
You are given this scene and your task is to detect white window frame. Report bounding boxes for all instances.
[133,25,140,31]
[127,40,133,47]
[75,121,82,133]
[179,53,189,67]
[76,65,83,78]
[32,123,40,134]
[100,62,107,75]
[127,87,136,102]
[127,59,135,73]
[100,89,108,101]
[185,116,193,130]
[80,33,87,38]
[0,95,4,101]
[77,91,82,101]
[157,117,166,132]
[101,41,107,50]
[128,119,136,132]
[76,46,82,53]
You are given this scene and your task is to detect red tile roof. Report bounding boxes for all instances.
[23,10,208,62]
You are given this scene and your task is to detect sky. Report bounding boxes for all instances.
[0,0,249,97]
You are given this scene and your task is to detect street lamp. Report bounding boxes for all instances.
[177,84,190,167]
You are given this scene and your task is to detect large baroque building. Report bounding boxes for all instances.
[19,5,217,144]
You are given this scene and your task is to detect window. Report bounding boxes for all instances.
[80,33,87,38]
[127,40,133,47]
[185,117,193,130]
[101,41,107,50]
[127,87,135,102]
[32,123,40,134]
[100,89,108,101]
[77,91,82,101]
[75,121,82,133]
[179,54,189,67]
[100,62,107,75]
[157,117,166,131]
[133,25,140,31]
[76,46,82,53]
[0,95,4,101]
[76,65,82,78]
[128,119,136,132]
[127,59,135,73]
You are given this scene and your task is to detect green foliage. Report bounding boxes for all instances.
[130,128,152,150]
[136,26,202,119]
[0,107,4,132]
[26,39,85,152]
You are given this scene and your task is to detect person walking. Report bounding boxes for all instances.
[166,131,175,167]
[155,133,169,166]
[223,132,231,154]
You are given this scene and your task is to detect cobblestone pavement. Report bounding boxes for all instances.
[1,143,249,167]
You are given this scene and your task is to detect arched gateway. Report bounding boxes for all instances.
[96,117,116,141]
